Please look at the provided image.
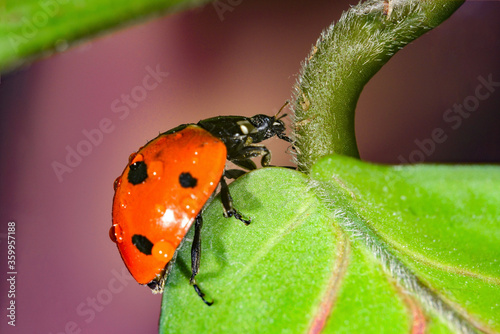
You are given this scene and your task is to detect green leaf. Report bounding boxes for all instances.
[0,0,210,72]
[159,161,500,333]
[311,155,500,333]
[160,167,341,333]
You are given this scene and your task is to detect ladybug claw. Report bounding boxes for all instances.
[192,283,214,306]
[225,209,251,225]
[236,214,251,226]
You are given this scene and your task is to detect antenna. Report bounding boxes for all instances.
[274,100,290,120]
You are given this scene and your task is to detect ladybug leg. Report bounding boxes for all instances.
[190,214,202,284]
[260,149,271,167]
[224,169,246,179]
[190,213,214,306]
[232,158,257,171]
[277,132,293,144]
[250,146,272,167]
[231,145,272,167]
[220,176,251,225]
[277,132,297,153]
[233,145,297,170]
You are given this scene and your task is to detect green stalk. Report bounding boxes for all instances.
[291,0,465,172]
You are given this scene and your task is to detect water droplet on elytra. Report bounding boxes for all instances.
[130,153,144,165]
[113,176,122,191]
[109,224,124,243]
[128,152,137,163]
[182,197,197,215]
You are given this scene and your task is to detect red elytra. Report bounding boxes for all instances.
[111,125,226,286]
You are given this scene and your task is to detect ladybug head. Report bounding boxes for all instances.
[248,114,283,140]
[248,101,291,143]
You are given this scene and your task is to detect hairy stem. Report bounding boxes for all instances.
[291,0,465,172]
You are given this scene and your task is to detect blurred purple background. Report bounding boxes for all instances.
[0,0,499,333]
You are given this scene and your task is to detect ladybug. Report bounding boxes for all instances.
[110,105,292,305]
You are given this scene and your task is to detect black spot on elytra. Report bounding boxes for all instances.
[132,234,153,255]
[128,161,148,185]
[179,172,198,188]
